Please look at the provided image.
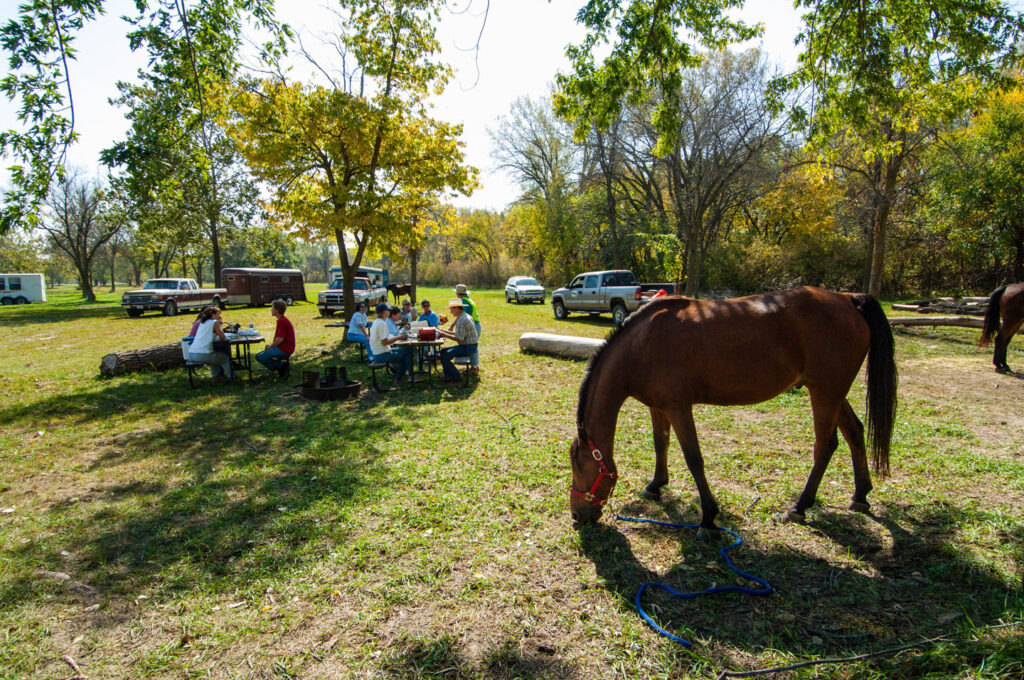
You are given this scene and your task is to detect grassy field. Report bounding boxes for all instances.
[1,284,1022,679]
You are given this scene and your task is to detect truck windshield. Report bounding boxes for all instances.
[328,279,369,290]
[602,271,637,286]
[143,280,178,289]
[517,278,539,286]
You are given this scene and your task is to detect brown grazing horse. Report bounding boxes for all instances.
[979,283,1024,373]
[569,287,898,532]
[387,283,413,304]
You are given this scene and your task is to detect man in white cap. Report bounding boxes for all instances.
[452,283,481,373]
[436,298,478,382]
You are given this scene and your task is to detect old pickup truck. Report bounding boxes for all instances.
[317,276,388,316]
[551,270,676,325]
[121,278,227,317]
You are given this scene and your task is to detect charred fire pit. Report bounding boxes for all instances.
[299,366,360,401]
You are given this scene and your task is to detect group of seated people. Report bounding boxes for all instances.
[186,299,295,382]
[345,285,481,384]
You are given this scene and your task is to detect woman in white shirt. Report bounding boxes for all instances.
[188,306,234,382]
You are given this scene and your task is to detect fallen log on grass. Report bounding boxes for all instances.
[518,332,604,359]
[100,343,185,376]
[888,316,984,329]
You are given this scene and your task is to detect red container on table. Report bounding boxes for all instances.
[418,327,437,341]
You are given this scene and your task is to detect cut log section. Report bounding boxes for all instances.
[519,332,604,359]
[888,316,984,328]
[100,343,185,376]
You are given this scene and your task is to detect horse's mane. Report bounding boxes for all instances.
[575,297,690,439]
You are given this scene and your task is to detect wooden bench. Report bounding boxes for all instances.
[451,355,472,387]
[368,361,390,391]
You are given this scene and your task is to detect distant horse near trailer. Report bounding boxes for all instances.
[386,283,413,304]
[568,288,898,531]
[979,282,1024,373]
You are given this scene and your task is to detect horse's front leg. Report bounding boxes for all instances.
[641,407,672,500]
[667,407,719,537]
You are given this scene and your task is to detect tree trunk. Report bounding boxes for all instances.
[77,263,95,302]
[99,342,185,376]
[210,212,223,288]
[409,246,419,305]
[518,332,604,359]
[109,244,117,292]
[868,158,901,298]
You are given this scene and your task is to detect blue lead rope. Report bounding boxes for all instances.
[615,515,774,647]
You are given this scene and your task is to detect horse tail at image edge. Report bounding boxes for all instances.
[852,294,898,476]
[979,285,1006,347]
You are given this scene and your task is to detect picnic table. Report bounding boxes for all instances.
[393,337,446,384]
[222,332,265,381]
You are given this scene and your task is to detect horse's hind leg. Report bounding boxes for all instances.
[785,391,841,523]
[667,407,719,535]
[641,408,671,500]
[996,320,1022,372]
[838,399,872,513]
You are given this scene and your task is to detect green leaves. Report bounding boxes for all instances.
[555,0,760,155]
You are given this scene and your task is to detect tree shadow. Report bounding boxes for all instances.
[577,496,1022,669]
[380,632,577,679]
[0,352,473,620]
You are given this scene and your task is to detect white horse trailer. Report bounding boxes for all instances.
[0,273,46,305]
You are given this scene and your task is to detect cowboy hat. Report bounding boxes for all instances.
[447,298,465,308]
[453,283,470,296]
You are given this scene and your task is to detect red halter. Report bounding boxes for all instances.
[570,440,618,507]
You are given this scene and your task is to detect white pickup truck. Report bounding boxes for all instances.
[551,270,677,325]
[121,278,227,317]
[317,276,388,316]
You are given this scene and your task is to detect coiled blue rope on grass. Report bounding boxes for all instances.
[616,515,774,647]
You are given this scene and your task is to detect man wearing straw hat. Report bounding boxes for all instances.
[451,283,481,373]
[436,298,478,382]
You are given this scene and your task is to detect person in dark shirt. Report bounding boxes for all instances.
[256,300,295,377]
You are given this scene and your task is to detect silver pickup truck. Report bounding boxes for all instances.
[550,270,649,325]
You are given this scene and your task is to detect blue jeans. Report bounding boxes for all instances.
[189,350,233,378]
[256,346,289,371]
[347,333,370,358]
[375,347,412,379]
[441,343,476,379]
[471,322,481,366]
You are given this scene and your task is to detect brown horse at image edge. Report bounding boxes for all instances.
[979,282,1024,373]
[569,287,898,530]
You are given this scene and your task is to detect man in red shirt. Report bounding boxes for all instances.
[256,299,295,377]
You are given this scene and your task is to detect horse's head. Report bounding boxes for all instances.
[569,434,617,524]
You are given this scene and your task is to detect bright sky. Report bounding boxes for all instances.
[0,0,803,212]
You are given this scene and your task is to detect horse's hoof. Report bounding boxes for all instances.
[639,487,661,500]
[782,508,805,524]
[696,527,713,541]
[849,501,871,514]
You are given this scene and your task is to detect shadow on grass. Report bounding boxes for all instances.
[0,345,475,615]
[381,632,576,680]
[577,496,1022,669]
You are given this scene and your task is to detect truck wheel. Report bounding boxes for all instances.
[284,295,294,306]
[612,303,628,326]
[515,292,520,304]
[15,296,28,304]
[127,308,143,318]
[505,292,511,303]
[553,299,569,320]
[1,297,12,306]
[322,309,334,317]
[163,299,178,317]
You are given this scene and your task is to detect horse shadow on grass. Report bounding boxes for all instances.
[577,495,1022,670]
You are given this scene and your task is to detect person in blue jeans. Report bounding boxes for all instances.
[369,302,413,384]
[436,298,478,382]
[346,301,371,360]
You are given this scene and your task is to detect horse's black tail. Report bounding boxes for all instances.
[979,285,1006,347]
[852,294,898,476]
